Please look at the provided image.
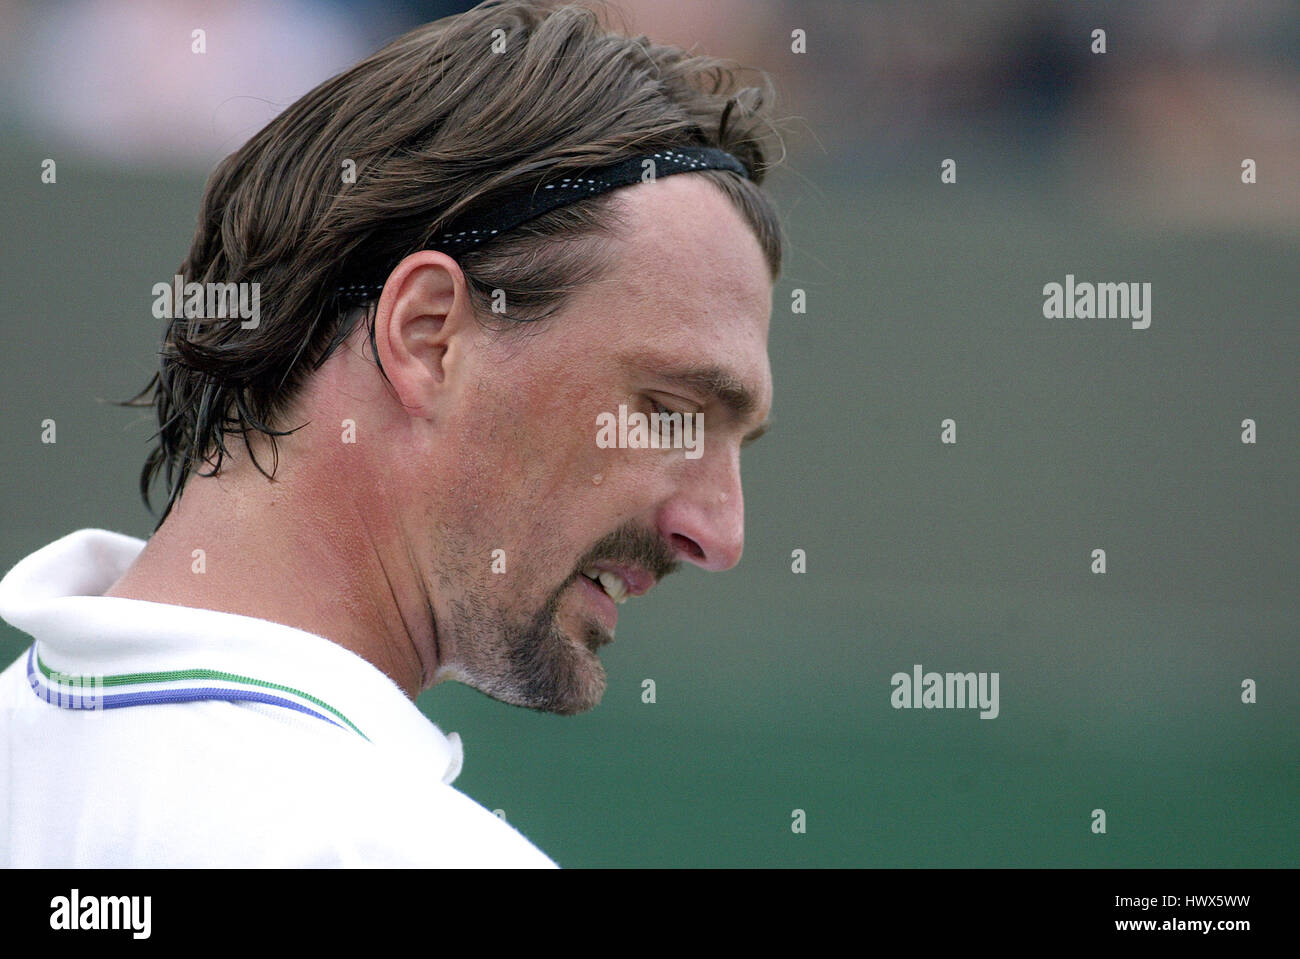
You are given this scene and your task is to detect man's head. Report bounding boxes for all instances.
[126,0,783,714]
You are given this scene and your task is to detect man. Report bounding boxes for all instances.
[0,0,781,867]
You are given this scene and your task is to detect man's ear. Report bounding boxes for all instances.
[371,250,478,418]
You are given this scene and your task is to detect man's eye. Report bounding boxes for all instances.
[646,394,692,418]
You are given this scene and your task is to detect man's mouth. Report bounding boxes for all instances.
[578,562,659,604]
[572,564,657,638]
[580,567,630,604]
[564,527,678,644]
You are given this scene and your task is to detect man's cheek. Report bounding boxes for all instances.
[521,427,607,506]
[494,545,568,602]
[596,448,670,503]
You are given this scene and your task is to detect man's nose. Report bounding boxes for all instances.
[655,450,745,571]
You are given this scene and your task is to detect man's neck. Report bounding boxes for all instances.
[103,464,435,700]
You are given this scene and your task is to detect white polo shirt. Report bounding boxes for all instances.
[0,528,557,868]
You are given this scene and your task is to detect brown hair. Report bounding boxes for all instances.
[122,0,785,528]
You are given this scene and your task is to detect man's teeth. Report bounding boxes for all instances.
[583,567,628,604]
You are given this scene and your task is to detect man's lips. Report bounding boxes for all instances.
[575,573,619,634]
[572,563,657,637]
[579,563,656,602]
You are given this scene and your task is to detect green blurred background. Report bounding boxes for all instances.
[1,0,1296,866]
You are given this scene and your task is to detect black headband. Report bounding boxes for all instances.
[336,146,749,306]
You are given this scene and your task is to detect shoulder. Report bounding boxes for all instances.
[157,705,559,868]
[299,774,559,868]
[214,728,558,867]
[1,689,557,868]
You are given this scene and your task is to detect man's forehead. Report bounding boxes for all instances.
[603,176,773,383]
[607,175,772,314]
[613,175,764,314]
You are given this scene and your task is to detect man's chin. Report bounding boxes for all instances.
[442,583,611,715]
[482,621,608,715]
[453,661,606,715]
[494,658,607,716]
[544,674,606,716]
[539,615,609,715]
[578,620,614,655]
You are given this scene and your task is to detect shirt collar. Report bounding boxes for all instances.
[0,528,464,784]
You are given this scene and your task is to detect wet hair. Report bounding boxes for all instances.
[120,0,784,528]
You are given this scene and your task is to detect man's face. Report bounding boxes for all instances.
[428,175,773,714]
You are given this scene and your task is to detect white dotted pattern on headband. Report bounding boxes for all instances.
[337,149,744,300]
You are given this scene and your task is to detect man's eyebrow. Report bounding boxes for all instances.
[632,359,771,443]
